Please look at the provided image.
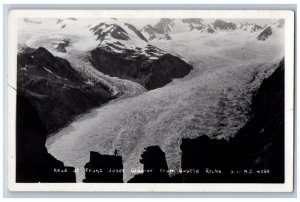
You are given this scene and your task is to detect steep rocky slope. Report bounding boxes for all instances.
[232,58,284,182]
[257,26,273,41]
[17,47,115,134]
[16,94,76,182]
[90,48,192,90]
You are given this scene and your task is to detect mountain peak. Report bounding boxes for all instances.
[90,23,130,42]
[181,18,203,25]
[257,26,272,41]
[213,19,237,30]
[141,18,175,41]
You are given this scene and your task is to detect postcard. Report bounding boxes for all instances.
[7,9,294,192]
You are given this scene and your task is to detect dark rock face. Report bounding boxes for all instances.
[154,18,175,34]
[232,58,284,183]
[182,18,203,25]
[56,19,63,24]
[83,152,123,183]
[141,18,174,40]
[181,18,207,32]
[238,23,263,32]
[124,23,148,42]
[257,26,272,41]
[141,25,159,40]
[213,20,237,30]
[180,59,284,183]
[16,94,76,182]
[180,136,233,182]
[18,47,82,83]
[17,47,114,134]
[90,48,192,90]
[251,24,263,32]
[206,26,215,33]
[55,39,70,53]
[128,146,170,183]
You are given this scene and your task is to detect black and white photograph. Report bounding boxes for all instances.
[7,9,294,192]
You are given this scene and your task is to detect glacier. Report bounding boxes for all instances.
[46,29,284,182]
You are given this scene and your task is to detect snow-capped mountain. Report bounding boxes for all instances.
[18,17,193,92]
[141,18,284,41]
[89,20,167,60]
[87,19,192,89]
[238,22,264,32]
[139,18,176,40]
[20,18,166,60]
[256,19,285,41]
[212,19,237,30]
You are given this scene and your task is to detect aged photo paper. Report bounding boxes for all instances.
[7,9,294,192]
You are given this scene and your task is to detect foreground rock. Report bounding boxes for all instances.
[128,146,170,183]
[180,135,233,182]
[83,151,123,183]
[17,47,115,134]
[16,94,76,182]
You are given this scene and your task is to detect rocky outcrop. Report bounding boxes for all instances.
[83,151,123,183]
[128,146,170,183]
[17,47,115,134]
[180,135,233,182]
[90,48,193,90]
[55,39,70,53]
[180,59,284,183]
[213,20,237,30]
[238,23,263,32]
[141,19,174,40]
[182,18,203,25]
[18,47,83,83]
[16,94,76,182]
[257,26,272,41]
